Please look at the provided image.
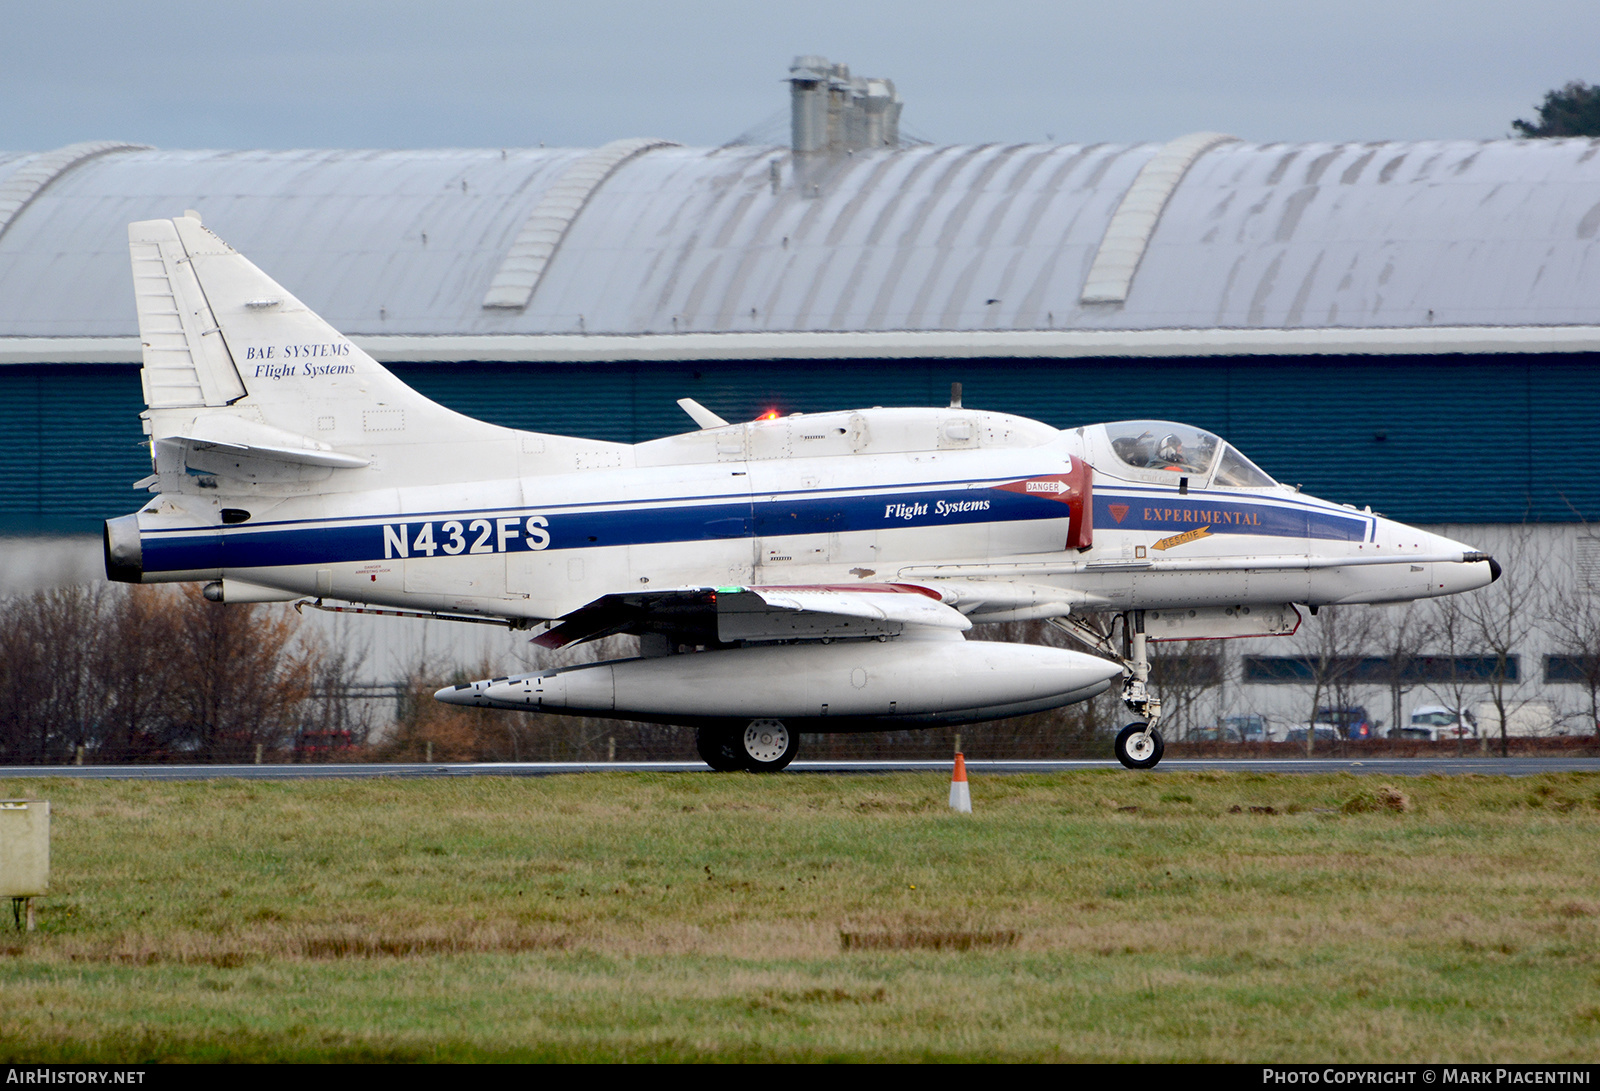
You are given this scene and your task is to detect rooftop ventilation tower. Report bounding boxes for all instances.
[788,56,902,154]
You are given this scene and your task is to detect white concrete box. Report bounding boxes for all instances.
[0,800,49,898]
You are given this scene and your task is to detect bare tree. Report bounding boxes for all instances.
[1423,591,1492,753]
[1148,641,1225,739]
[0,584,373,765]
[379,656,498,762]
[166,589,310,761]
[1298,605,1380,756]
[1367,602,1432,740]
[95,584,183,760]
[294,631,375,760]
[1541,537,1600,744]
[0,586,112,763]
[1459,529,1544,757]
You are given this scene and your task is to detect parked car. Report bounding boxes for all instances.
[1286,725,1341,745]
[294,729,357,759]
[1402,705,1477,741]
[1472,701,1559,737]
[1220,714,1267,742]
[1193,715,1266,742]
[1316,706,1379,740]
[1190,713,1260,739]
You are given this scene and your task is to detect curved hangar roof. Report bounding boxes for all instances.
[4,135,1600,363]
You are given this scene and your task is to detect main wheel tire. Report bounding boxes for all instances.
[1114,723,1164,770]
[740,719,799,772]
[695,727,745,772]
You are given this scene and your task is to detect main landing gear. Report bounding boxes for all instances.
[1052,609,1166,771]
[696,719,800,773]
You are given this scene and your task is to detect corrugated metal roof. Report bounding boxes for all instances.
[0,147,589,338]
[2,137,1600,347]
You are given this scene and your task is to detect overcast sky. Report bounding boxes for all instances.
[4,1,1597,152]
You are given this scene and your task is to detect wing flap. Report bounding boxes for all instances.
[531,583,970,650]
[731,584,970,633]
[531,588,715,649]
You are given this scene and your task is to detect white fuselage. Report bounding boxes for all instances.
[119,406,1490,618]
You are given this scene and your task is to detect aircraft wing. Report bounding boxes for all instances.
[532,582,970,649]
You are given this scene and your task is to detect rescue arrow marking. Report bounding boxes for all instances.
[1153,525,1213,551]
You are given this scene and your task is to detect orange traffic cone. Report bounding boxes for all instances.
[949,752,972,813]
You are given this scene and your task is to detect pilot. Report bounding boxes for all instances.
[1156,434,1186,471]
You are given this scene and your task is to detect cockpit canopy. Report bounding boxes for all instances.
[1096,421,1277,488]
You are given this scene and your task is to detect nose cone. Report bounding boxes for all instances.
[1068,653,1124,702]
[1421,528,1498,596]
[1356,518,1500,602]
[1440,557,1496,596]
[1078,653,1125,689]
[434,683,479,706]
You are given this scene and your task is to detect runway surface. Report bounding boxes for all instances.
[3,757,1599,780]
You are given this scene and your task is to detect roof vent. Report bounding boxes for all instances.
[788,56,902,154]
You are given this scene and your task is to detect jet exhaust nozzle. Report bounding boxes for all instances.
[103,515,143,583]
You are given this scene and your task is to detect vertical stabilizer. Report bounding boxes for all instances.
[127,216,621,493]
[129,216,520,461]
[129,215,247,408]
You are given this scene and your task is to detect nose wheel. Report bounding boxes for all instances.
[1114,723,1164,770]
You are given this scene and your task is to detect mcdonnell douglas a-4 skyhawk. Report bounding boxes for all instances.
[105,215,1499,771]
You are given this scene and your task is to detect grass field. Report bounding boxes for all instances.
[2,770,1598,1062]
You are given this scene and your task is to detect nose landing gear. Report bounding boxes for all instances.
[1115,613,1165,770]
[1051,609,1167,770]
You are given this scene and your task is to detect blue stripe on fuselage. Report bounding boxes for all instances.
[136,481,1366,575]
[1094,492,1369,541]
[139,483,1054,573]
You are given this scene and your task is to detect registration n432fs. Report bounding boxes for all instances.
[105,215,1500,771]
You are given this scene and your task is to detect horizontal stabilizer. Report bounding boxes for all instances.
[155,413,369,481]
[173,439,370,470]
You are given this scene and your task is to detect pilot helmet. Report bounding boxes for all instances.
[1157,434,1183,463]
